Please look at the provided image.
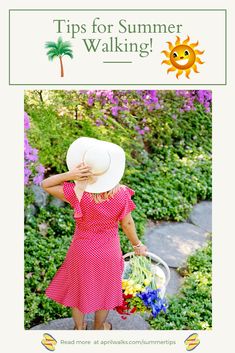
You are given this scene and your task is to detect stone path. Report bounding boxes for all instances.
[188,201,212,232]
[145,222,208,268]
[145,201,212,296]
[30,201,211,331]
[31,310,150,331]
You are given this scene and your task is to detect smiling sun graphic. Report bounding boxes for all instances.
[161,36,205,79]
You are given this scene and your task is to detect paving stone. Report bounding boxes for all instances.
[49,197,65,208]
[166,268,183,296]
[145,222,208,268]
[188,201,212,232]
[31,185,48,207]
[30,310,151,330]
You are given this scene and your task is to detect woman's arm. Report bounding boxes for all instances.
[41,163,92,202]
[120,213,147,256]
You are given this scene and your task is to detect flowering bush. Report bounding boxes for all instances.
[76,90,211,136]
[175,90,212,113]
[115,255,167,319]
[24,90,211,224]
[24,112,45,185]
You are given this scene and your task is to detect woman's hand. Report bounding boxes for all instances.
[67,162,93,181]
[75,178,89,192]
[134,244,148,256]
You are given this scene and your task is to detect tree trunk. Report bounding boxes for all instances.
[59,56,64,77]
[37,90,44,103]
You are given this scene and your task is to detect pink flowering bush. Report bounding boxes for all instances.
[175,90,212,113]
[77,90,211,135]
[24,90,211,222]
[24,112,45,185]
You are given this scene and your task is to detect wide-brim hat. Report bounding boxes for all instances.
[66,137,126,193]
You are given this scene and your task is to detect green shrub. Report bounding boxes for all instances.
[124,151,211,221]
[148,241,212,330]
[25,106,143,174]
[24,206,74,328]
[25,92,211,221]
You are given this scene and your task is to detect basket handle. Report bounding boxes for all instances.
[123,251,171,287]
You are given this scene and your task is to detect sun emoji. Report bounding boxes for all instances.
[161,36,205,79]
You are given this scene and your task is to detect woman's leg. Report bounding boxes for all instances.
[72,307,86,329]
[93,309,111,329]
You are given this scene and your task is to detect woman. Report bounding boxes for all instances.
[41,138,148,330]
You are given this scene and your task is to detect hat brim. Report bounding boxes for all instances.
[66,137,125,193]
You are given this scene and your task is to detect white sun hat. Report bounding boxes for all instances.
[66,137,126,193]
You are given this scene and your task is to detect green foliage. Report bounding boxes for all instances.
[186,239,212,274]
[127,295,151,314]
[148,241,212,330]
[24,187,35,208]
[26,107,95,174]
[25,90,211,221]
[24,206,74,328]
[124,151,211,222]
[45,37,73,60]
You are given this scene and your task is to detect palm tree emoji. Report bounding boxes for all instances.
[45,37,73,77]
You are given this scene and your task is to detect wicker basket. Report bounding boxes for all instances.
[122,251,171,297]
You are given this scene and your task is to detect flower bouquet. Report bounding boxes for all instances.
[115,252,170,320]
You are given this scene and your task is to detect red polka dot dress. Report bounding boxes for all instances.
[45,182,136,313]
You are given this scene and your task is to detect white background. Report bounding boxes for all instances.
[9,9,225,84]
[1,0,235,352]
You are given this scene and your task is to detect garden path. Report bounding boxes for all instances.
[31,201,212,330]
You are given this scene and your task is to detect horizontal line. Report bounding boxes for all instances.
[9,83,226,86]
[9,9,226,11]
[103,61,132,64]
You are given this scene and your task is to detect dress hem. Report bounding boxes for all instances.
[45,293,123,314]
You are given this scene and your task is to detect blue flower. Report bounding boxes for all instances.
[137,287,168,318]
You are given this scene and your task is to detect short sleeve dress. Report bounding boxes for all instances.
[45,182,136,313]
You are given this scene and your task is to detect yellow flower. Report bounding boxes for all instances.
[134,284,142,291]
[122,280,128,289]
[144,279,151,286]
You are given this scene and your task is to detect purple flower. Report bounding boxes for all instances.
[111,106,119,117]
[87,97,94,106]
[24,168,31,185]
[95,119,103,126]
[138,129,145,135]
[137,287,168,318]
[24,112,45,186]
[175,90,211,113]
[24,112,30,130]
[36,165,45,174]
[33,174,44,185]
